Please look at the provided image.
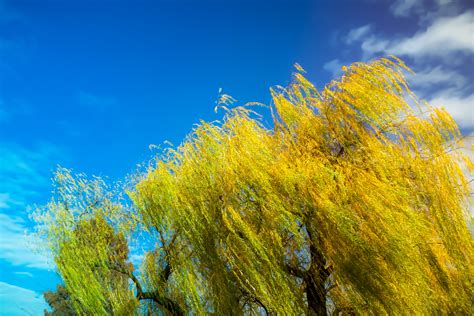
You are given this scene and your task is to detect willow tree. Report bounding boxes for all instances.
[36,57,473,315]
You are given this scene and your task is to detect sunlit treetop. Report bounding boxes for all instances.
[35,57,473,315]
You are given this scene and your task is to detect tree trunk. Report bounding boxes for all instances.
[306,269,328,316]
[305,224,330,316]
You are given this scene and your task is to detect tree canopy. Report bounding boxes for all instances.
[34,57,473,315]
[44,285,77,316]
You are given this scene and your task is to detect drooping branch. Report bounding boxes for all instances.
[240,288,271,315]
[139,291,184,316]
[284,262,307,279]
[107,263,183,315]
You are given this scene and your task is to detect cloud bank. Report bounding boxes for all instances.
[325,1,474,131]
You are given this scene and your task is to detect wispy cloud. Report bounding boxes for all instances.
[390,0,424,17]
[0,193,18,209]
[76,90,118,110]
[129,252,144,268]
[348,11,474,60]
[391,0,457,19]
[323,59,344,78]
[345,24,372,44]
[388,11,473,59]
[407,66,467,89]
[14,271,34,278]
[0,142,63,207]
[0,142,64,269]
[0,281,48,315]
[340,1,474,60]
[428,92,474,129]
[0,212,52,269]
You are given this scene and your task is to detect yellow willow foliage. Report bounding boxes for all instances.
[33,58,473,315]
[131,57,473,314]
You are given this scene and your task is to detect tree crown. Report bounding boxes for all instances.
[35,57,473,315]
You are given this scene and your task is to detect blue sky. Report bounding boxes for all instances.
[0,0,473,314]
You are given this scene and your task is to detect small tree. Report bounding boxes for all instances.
[36,57,473,315]
[44,285,77,316]
[35,168,185,315]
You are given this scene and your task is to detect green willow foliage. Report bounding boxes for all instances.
[35,57,473,315]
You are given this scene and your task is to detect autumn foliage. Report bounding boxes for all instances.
[35,57,473,315]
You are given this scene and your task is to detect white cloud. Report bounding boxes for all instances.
[402,67,472,131]
[408,66,467,89]
[391,0,423,17]
[0,142,63,208]
[428,92,474,129]
[129,253,144,267]
[0,143,63,270]
[128,240,147,268]
[323,59,344,78]
[356,11,474,59]
[14,271,34,278]
[391,0,456,19]
[0,212,53,269]
[0,193,9,209]
[435,0,453,5]
[454,132,473,219]
[345,24,372,44]
[460,133,474,179]
[389,11,474,58]
[0,282,48,315]
[360,37,390,58]
[339,8,473,132]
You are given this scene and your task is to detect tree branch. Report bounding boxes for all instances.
[284,263,306,279]
[107,263,183,315]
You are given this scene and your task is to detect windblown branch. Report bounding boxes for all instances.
[284,263,307,279]
[107,263,183,315]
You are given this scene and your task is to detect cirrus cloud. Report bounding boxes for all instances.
[0,281,48,315]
